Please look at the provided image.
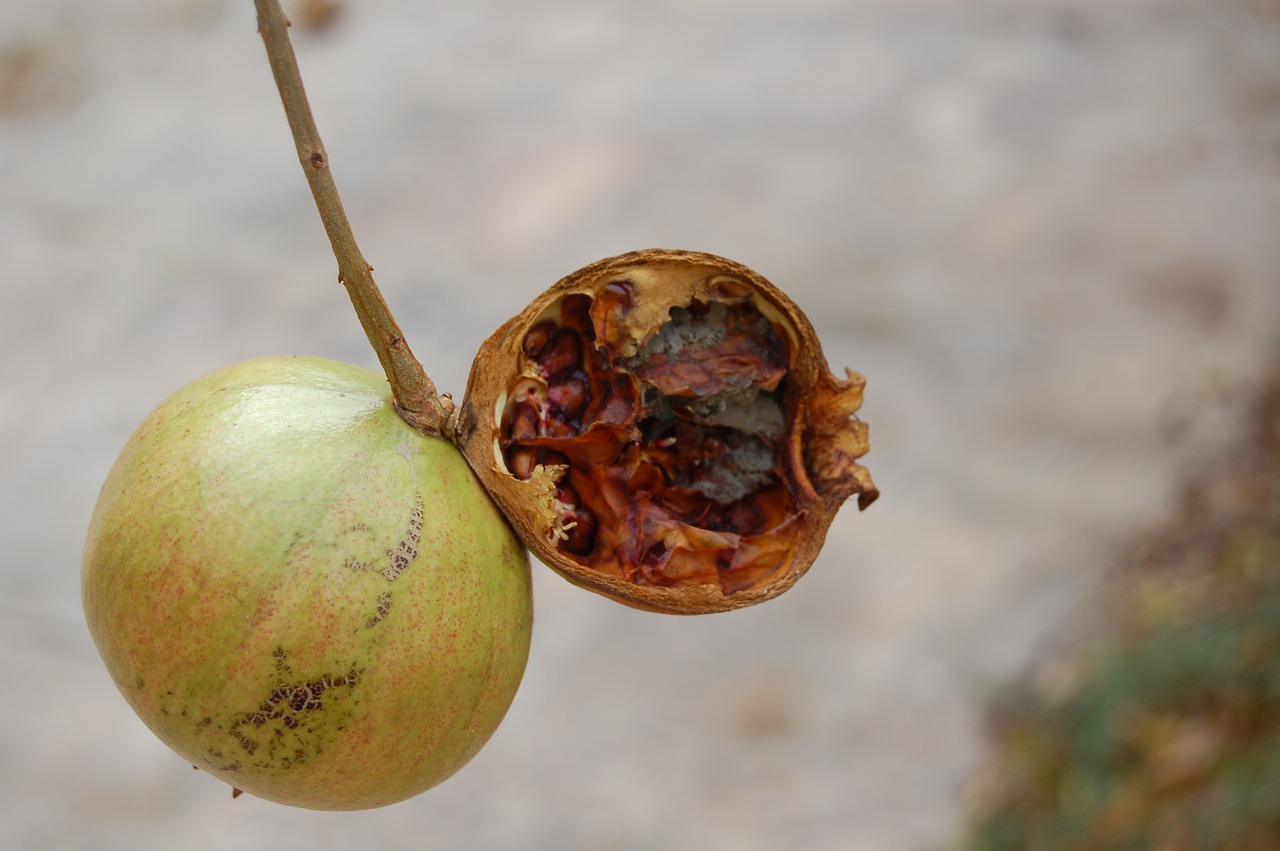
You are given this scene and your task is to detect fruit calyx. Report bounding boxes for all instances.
[456,249,878,614]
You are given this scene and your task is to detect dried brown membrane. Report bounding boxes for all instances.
[455,249,877,613]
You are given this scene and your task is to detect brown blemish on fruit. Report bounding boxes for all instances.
[364,591,393,628]
[227,648,361,769]
[341,498,421,626]
[344,496,423,582]
[383,496,423,581]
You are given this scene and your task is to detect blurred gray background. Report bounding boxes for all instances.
[4,0,1280,849]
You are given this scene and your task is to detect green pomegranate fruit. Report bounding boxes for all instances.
[82,356,533,810]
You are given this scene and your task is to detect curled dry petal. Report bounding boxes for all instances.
[455,249,878,614]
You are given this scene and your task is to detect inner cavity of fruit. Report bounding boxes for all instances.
[499,283,803,593]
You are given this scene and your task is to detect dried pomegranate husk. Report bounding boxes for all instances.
[455,249,877,613]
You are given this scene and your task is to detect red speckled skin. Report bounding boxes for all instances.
[82,356,532,810]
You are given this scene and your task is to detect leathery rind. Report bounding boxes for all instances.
[455,249,878,614]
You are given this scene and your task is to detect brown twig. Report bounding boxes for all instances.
[253,0,452,437]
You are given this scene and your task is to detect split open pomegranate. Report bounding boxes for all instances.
[456,249,878,613]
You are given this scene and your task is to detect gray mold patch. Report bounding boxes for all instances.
[681,386,785,440]
[688,434,778,504]
[624,302,729,365]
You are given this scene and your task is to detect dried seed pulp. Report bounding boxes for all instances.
[498,281,804,594]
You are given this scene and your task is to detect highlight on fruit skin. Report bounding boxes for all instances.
[82,357,533,810]
[455,249,878,614]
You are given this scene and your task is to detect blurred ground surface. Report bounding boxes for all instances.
[959,378,1280,849]
[3,1,1280,849]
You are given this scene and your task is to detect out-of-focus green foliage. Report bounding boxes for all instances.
[960,389,1280,851]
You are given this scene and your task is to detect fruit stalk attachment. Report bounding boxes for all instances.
[253,0,451,436]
